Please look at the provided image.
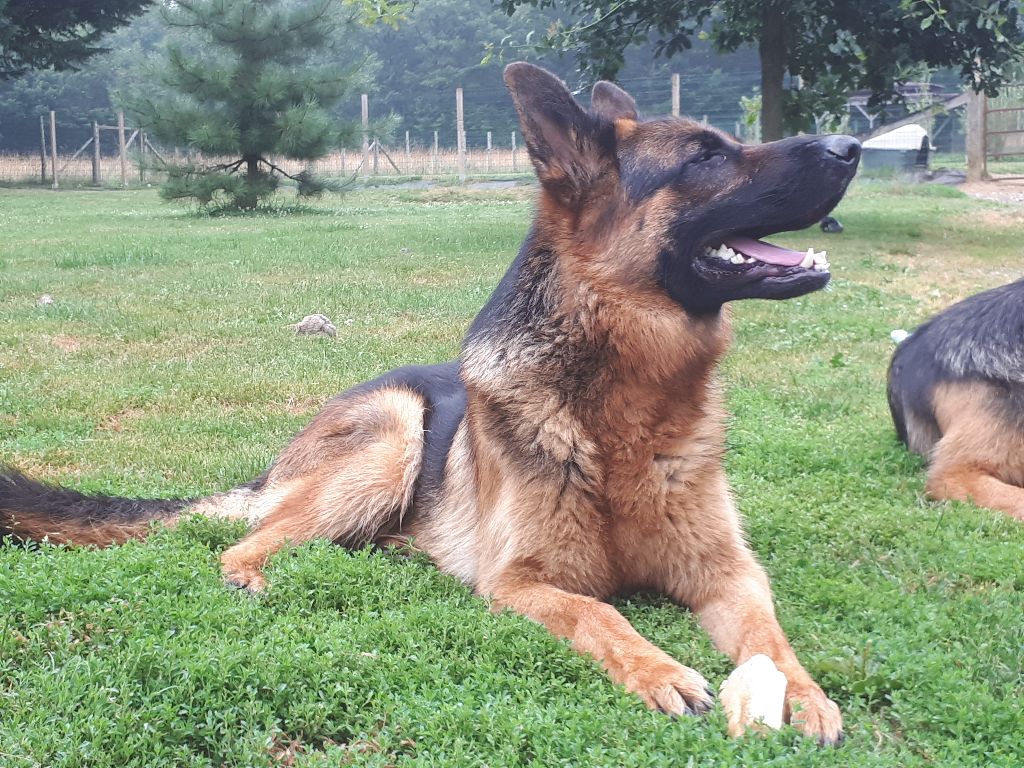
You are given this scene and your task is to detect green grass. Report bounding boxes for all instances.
[1,182,1023,767]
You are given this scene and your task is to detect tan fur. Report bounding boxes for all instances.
[4,514,156,546]
[925,381,1024,520]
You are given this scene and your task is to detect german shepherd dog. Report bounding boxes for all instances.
[1,64,860,743]
[888,278,1024,520]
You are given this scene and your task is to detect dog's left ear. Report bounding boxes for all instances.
[590,81,638,123]
[504,62,615,207]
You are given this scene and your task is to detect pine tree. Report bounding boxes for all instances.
[133,0,379,210]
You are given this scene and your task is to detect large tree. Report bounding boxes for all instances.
[500,0,1024,140]
[132,0,396,210]
[0,0,152,79]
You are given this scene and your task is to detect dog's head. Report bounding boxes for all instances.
[505,63,860,315]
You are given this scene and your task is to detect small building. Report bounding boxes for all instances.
[862,124,932,171]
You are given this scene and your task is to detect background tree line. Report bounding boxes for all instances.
[1,0,1020,156]
[0,0,772,154]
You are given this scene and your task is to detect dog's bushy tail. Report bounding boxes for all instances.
[0,467,189,546]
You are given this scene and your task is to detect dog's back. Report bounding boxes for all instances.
[888,278,1024,518]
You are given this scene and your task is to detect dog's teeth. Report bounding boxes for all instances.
[799,249,814,269]
[744,257,755,264]
[813,262,829,272]
[730,254,744,264]
[812,250,827,265]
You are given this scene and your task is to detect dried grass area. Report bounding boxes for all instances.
[0,146,531,185]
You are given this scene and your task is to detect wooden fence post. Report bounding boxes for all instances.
[456,87,466,183]
[139,130,147,184]
[49,111,59,190]
[405,130,410,166]
[372,138,379,175]
[118,111,128,187]
[671,73,680,118]
[39,115,47,183]
[92,121,102,185]
[486,130,492,172]
[966,88,987,182]
[511,132,517,172]
[361,94,369,178]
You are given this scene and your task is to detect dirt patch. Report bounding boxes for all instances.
[960,178,1024,205]
[404,185,534,204]
[51,335,83,353]
[97,407,146,433]
[280,396,323,417]
[10,458,88,481]
[954,207,1024,228]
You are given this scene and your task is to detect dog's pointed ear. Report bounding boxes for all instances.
[504,62,614,206]
[591,81,638,122]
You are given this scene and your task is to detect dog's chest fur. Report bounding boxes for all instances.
[458,261,733,594]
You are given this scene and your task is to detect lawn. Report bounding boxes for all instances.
[1,182,1023,767]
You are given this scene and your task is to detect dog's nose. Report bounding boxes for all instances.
[821,135,861,164]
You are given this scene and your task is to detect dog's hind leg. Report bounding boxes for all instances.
[218,387,426,592]
[927,382,1024,521]
[927,465,1024,520]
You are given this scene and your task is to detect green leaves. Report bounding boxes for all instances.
[0,0,152,80]
[499,0,1024,137]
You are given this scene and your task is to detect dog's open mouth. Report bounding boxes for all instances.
[702,236,829,274]
[686,232,833,304]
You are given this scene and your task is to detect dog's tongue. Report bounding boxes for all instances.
[722,236,806,267]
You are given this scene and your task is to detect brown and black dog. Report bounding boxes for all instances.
[1,64,859,743]
[888,278,1024,520]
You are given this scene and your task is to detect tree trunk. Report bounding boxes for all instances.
[759,3,786,142]
[244,154,260,181]
[240,154,261,209]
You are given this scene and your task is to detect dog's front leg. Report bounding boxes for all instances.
[489,569,715,716]
[686,557,843,745]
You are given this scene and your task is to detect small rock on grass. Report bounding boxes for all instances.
[37,294,54,306]
[291,314,337,338]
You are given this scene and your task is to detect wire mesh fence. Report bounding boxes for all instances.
[0,74,997,187]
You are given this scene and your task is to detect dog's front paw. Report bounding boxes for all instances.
[786,683,843,746]
[624,657,715,717]
[221,565,267,594]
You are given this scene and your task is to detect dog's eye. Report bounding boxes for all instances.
[696,151,727,166]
